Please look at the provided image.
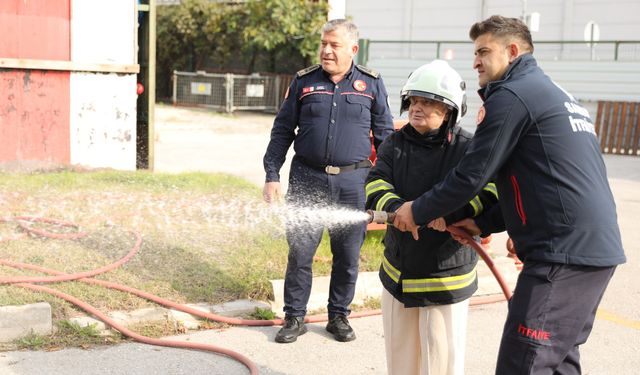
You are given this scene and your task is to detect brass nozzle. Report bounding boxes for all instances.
[366,210,396,224]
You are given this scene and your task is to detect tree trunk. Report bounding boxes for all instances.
[270,50,277,72]
[248,47,257,73]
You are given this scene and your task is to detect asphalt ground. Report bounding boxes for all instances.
[1,107,638,374]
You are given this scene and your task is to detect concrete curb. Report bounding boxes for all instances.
[0,302,52,342]
[0,300,270,343]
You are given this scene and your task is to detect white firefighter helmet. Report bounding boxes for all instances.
[400,60,467,125]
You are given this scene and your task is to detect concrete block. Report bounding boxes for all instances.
[125,307,168,326]
[168,304,212,330]
[108,311,129,327]
[212,299,271,317]
[0,302,52,343]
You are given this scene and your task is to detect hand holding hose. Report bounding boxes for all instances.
[427,217,447,232]
[449,218,481,244]
[393,201,420,240]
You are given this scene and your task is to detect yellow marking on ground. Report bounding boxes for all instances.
[596,308,640,330]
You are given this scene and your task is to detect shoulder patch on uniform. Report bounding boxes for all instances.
[355,64,379,78]
[296,64,321,78]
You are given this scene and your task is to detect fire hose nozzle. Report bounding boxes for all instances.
[366,210,397,224]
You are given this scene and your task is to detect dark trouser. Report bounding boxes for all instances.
[496,261,616,375]
[283,158,367,318]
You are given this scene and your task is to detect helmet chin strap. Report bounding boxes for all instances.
[438,109,458,146]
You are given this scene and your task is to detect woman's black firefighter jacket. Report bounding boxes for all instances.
[365,124,498,307]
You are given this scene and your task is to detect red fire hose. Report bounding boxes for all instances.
[447,226,513,300]
[1,216,514,374]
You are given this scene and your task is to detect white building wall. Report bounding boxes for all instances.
[69,0,138,170]
[71,0,136,64]
[70,73,137,170]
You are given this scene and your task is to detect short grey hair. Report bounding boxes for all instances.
[322,19,359,45]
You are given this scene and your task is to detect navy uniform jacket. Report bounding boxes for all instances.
[410,54,625,267]
[264,63,394,182]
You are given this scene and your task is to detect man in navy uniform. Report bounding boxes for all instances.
[263,19,394,343]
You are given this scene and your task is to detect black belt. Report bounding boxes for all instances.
[298,157,372,175]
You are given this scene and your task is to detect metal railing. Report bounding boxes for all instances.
[172,71,290,113]
[359,40,640,65]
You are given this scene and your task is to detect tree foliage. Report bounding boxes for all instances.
[242,0,328,58]
[156,0,329,98]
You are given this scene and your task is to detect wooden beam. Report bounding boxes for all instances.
[0,58,139,74]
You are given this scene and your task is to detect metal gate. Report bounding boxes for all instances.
[172,71,289,113]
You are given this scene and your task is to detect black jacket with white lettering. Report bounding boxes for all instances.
[365,124,498,307]
[411,54,626,267]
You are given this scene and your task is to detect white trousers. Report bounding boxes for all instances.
[382,288,469,375]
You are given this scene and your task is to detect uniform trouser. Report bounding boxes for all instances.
[495,261,616,375]
[283,158,368,318]
[382,289,469,375]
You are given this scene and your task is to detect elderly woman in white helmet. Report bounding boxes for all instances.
[365,60,498,375]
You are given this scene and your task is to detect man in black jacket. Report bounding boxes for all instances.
[392,15,626,374]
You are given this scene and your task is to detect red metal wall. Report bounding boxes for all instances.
[0,0,70,60]
[0,70,70,163]
[0,0,71,164]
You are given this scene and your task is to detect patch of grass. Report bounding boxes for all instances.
[356,296,382,311]
[14,321,121,351]
[16,332,48,350]
[313,229,385,275]
[0,170,256,195]
[250,307,277,320]
[57,320,102,340]
[128,319,186,338]
[220,233,289,300]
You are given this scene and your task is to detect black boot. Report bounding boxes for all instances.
[326,315,356,342]
[275,316,307,343]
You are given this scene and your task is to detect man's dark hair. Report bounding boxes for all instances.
[469,15,534,53]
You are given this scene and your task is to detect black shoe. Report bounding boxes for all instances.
[326,315,356,342]
[275,316,307,343]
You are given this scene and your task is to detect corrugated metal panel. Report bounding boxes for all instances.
[71,0,135,64]
[0,70,70,163]
[348,0,640,43]
[369,58,640,133]
[69,73,137,170]
[0,0,70,60]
